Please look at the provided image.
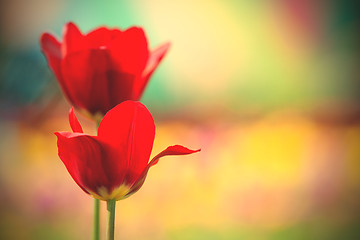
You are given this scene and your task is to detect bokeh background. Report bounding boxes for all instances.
[1,0,360,239]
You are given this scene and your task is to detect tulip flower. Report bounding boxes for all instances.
[55,101,200,201]
[41,22,170,121]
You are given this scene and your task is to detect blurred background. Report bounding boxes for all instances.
[1,0,360,239]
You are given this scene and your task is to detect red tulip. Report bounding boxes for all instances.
[41,22,170,120]
[55,101,200,200]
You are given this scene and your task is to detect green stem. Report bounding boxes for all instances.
[93,120,102,240]
[93,198,100,240]
[107,199,116,240]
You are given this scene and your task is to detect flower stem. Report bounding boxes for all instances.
[107,199,116,240]
[93,198,100,240]
[93,121,102,240]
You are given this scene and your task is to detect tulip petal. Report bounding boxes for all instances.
[134,42,170,100]
[62,22,87,56]
[61,50,99,111]
[98,101,155,184]
[40,33,62,59]
[61,49,136,115]
[69,107,83,133]
[41,33,78,105]
[150,145,201,166]
[145,42,171,77]
[107,72,137,108]
[126,145,200,198]
[55,132,112,195]
[109,27,149,76]
[86,27,121,49]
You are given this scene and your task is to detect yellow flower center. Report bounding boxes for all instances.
[88,185,131,201]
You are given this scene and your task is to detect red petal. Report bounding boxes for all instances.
[133,42,170,100]
[109,27,149,76]
[61,49,111,113]
[150,145,201,166]
[62,22,87,56]
[40,33,68,93]
[86,27,121,49]
[41,32,78,106]
[69,107,83,133]
[125,145,200,197]
[107,72,137,109]
[40,33,62,59]
[61,49,136,115]
[145,42,171,77]
[98,101,155,184]
[55,132,111,195]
